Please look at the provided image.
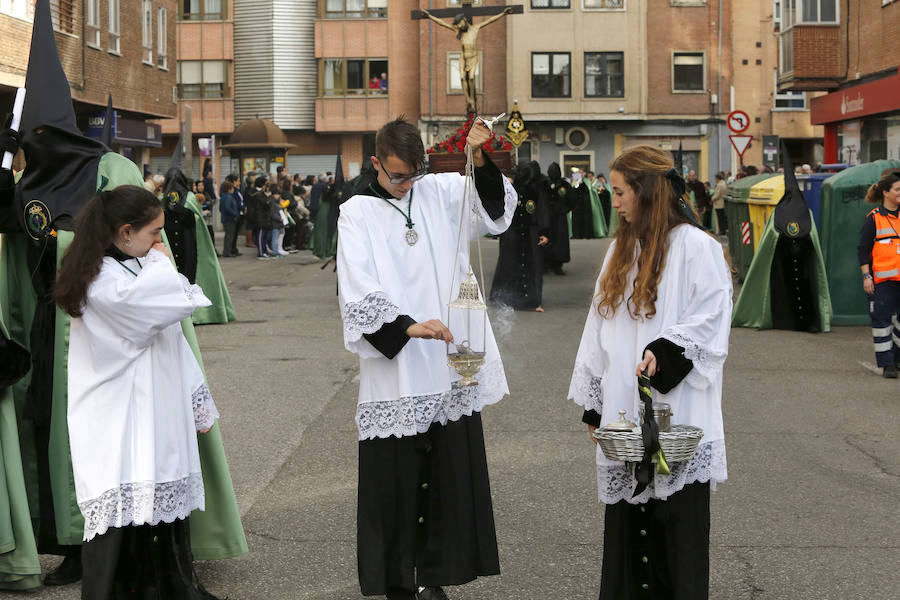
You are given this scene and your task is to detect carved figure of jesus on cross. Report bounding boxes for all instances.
[412,3,523,113]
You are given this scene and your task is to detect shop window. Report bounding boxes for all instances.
[585,52,624,98]
[108,0,120,54]
[322,0,387,19]
[177,60,231,99]
[531,52,570,98]
[531,0,569,7]
[50,0,76,35]
[447,51,482,94]
[86,0,100,47]
[181,0,227,21]
[672,52,704,91]
[320,59,388,96]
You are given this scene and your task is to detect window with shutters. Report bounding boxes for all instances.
[178,60,232,99]
[672,52,705,92]
[108,0,120,54]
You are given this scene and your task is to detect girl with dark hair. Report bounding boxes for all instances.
[55,185,221,599]
[568,145,732,600]
[858,170,900,377]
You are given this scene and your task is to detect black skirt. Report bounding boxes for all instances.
[357,412,500,596]
[599,481,710,600]
[81,517,219,600]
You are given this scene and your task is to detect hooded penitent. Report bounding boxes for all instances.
[163,139,199,284]
[732,141,832,331]
[0,0,245,565]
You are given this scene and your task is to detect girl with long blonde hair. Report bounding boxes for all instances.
[568,145,732,600]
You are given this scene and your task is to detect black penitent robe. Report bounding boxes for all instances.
[162,168,199,284]
[598,186,612,229]
[543,176,574,265]
[490,180,550,310]
[570,183,594,239]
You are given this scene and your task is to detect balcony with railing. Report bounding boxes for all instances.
[776,0,841,91]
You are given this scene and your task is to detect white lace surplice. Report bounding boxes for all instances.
[68,249,218,541]
[568,224,732,504]
[337,172,518,440]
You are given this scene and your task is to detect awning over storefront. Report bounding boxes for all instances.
[810,68,900,125]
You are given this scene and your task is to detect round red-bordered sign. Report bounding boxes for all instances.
[727,110,750,133]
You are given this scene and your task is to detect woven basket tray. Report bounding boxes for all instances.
[593,424,703,463]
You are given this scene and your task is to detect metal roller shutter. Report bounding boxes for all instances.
[286,154,338,178]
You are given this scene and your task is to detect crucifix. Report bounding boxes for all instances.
[412,2,523,113]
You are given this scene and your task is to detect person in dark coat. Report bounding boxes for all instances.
[219,180,239,257]
[490,163,550,311]
[309,172,327,220]
[542,162,574,275]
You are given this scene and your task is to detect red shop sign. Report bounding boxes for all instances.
[810,68,900,125]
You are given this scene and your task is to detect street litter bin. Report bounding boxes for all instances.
[748,175,783,250]
[796,173,834,229]
[819,160,900,325]
[725,173,774,281]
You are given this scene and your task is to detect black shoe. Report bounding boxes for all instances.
[884,365,898,379]
[417,587,449,600]
[552,267,566,275]
[43,548,82,586]
[386,589,416,600]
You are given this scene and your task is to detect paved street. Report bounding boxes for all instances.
[15,238,900,600]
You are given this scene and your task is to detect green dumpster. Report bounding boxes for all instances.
[724,174,774,281]
[820,160,900,325]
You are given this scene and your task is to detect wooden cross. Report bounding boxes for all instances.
[412,3,523,113]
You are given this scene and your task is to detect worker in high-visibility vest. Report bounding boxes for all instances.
[859,170,900,378]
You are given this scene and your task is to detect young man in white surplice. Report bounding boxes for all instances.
[337,117,517,600]
[569,145,732,600]
[55,185,221,600]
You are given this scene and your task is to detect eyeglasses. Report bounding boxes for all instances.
[378,161,428,185]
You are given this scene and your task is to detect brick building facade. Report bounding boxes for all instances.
[0,0,177,169]
[779,0,900,164]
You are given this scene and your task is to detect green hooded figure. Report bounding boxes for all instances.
[0,0,246,587]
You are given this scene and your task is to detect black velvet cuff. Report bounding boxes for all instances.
[363,314,417,359]
[645,338,693,394]
[582,409,602,427]
[474,154,505,221]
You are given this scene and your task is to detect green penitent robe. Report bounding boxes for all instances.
[0,153,247,565]
[183,191,236,325]
[732,213,832,332]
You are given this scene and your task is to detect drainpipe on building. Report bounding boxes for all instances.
[428,0,434,146]
[716,0,722,175]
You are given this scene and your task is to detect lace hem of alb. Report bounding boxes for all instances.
[342,291,400,343]
[596,439,727,505]
[661,332,726,389]
[79,473,205,542]
[569,361,603,414]
[191,383,219,431]
[356,358,506,440]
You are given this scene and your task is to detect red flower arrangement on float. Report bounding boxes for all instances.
[427,112,513,154]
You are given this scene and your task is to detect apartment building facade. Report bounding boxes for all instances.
[778,0,900,164]
[151,0,235,179]
[0,0,177,169]
[507,0,732,182]
[731,0,822,168]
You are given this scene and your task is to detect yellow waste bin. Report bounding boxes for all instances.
[747,175,784,249]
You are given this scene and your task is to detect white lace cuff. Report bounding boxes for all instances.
[596,439,727,505]
[569,362,603,414]
[356,358,507,439]
[342,291,400,343]
[78,473,205,542]
[661,332,726,390]
[192,384,219,431]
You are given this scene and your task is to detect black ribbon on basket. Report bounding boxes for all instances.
[632,371,669,498]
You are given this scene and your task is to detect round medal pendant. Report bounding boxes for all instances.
[405,228,419,246]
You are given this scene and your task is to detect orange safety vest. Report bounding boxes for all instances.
[869,207,900,284]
